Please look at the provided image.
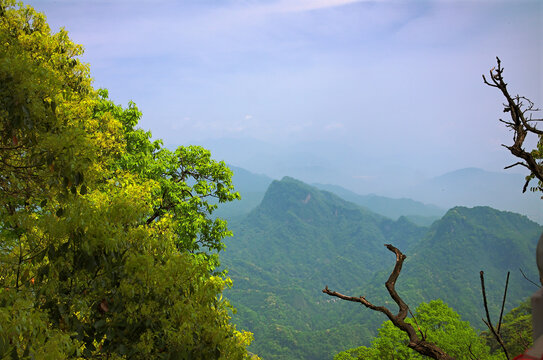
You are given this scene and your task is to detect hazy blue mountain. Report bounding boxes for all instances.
[220,177,541,360]
[313,182,445,225]
[400,167,542,224]
[228,165,275,193]
[184,137,541,223]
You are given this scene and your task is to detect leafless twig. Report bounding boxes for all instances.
[480,271,510,360]
[497,271,510,333]
[467,344,480,360]
[519,268,541,289]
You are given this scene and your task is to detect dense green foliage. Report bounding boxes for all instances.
[0,2,255,358]
[221,177,541,360]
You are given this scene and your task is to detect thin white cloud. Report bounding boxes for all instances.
[352,175,376,180]
[252,0,370,14]
[325,122,344,130]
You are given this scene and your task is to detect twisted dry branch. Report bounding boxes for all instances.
[323,244,455,360]
[483,57,543,192]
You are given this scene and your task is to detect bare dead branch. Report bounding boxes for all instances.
[322,286,394,319]
[485,57,543,192]
[323,244,455,360]
[519,267,541,289]
[467,344,480,360]
[498,118,515,127]
[480,271,510,360]
[503,162,529,170]
[497,271,510,333]
[522,176,532,193]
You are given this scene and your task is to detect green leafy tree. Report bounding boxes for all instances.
[334,300,495,360]
[93,90,240,260]
[0,1,256,359]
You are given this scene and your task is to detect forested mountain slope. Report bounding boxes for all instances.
[395,206,540,325]
[221,177,542,360]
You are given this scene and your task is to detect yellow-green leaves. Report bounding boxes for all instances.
[96,94,241,254]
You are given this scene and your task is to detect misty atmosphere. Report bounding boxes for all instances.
[27,0,542,221]
[2,0,542,359]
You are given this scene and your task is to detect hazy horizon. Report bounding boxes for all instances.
[25,0,542,201]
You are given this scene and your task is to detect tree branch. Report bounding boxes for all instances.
[497,271,510,334]
[518,267,541,289]
[485,57,543,192]
[480,271,510,360]
[323,244,455,360]
[503,161,529,170]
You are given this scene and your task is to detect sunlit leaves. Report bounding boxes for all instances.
[93,94,241,254]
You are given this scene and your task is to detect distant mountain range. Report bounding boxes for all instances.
[216,165,541,225]
[220,176,541,360]
[190,137,541,223]
[312,182,445,226]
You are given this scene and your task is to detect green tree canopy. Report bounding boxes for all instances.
[0,1,255,358]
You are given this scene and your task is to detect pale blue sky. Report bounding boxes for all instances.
[25,0,542,194]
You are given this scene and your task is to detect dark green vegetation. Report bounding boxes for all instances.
[221,177,541,360]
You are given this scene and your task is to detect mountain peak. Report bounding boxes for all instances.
[430,205,540,243]
[255,176,373,223]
